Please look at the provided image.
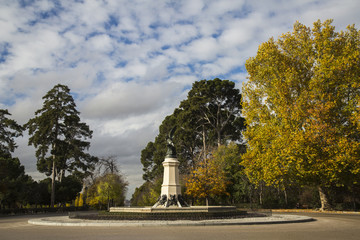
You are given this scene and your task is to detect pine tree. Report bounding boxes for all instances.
[0,109,23,155]
[26,84,97,207]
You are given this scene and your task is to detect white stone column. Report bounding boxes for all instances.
[161,157,181,196]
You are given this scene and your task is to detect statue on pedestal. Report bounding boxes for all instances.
[152,126,188,208]
[166,127,177,158]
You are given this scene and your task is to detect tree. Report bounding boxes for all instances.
[85,158,128,209]
[140,115,177,181]
[31,179,52,208]
[0,155,33,208]
[130,178,162,206]
[185,150,230,206]
[0,109,23,155]
[25,84,98,207]
[137,79,244,204]
[242,20,360,210]
[87,173,128,209]
[0,109,32,209]
[56,175,83,205]
[140,79,244,182]
[179,78,244,149]
[212,143,251,205]
[97,156,120,175]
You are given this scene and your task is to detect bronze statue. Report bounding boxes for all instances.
[165,127,177,158]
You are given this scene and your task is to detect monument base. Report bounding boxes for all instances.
[152,157,189,208]
[152,194,189,208]
[110,206,237,213]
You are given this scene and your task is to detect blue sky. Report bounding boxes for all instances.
[1,0,360,199]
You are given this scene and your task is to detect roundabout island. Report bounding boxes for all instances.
[28,129,313,227]
[28,213,314,227]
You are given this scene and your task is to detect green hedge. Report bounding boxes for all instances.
[0,206,88,216]
[69,210,268,221]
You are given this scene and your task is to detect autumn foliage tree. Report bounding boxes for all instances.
[242,20,360,210]
[185,150,230,206]
[86,156,128,209]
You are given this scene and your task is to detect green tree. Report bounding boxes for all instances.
[25,84,98,207]
[0,109,32,209]
[56,175,83,205]
[30,179,52,208]
[86,158,128,209]
[130,178,162,206]
[0,155,34,208]
[140,115,178,181]
[242,20,360,210]
[179,78,244,148]
[140,79,244,182]
[138,79,244,204]
[212,143,250,205]
[87,173,128,209]
[0,109,23,155]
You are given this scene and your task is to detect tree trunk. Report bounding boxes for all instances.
[282,185,288,206]
[217,129,221,147]
[82,184,87,207]
[318,186,330,210]
[202,125,206,161]
[351,185,356,211]
[51,158,56,208]
[206,197,209,206]
[59,169,64,183]
[259,184,263,206]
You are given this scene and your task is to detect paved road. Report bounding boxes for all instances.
[1,212,360,240]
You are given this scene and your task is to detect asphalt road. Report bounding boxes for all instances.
[1,212,360,240]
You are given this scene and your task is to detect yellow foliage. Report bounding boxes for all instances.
[74,193,83,207]
[242,20,360,188]
[185,151,230,201]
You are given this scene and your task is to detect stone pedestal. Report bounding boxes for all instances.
[152,157,188,208]
[161,158,181,196]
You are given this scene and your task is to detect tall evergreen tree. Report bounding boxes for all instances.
[0,109,32,209]
[0,109,23,155]
[138,78,244,189]
[25,84,97,207]
[179,78,244,148]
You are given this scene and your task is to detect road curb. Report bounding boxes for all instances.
[28,214,314,227]
[272,209,360,214]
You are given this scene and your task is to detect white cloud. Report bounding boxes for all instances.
[82,80,182,120]
[184,37,219,61]
[159,24,198,47]
[86,34,114,53]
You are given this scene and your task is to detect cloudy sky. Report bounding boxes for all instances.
[1,0,359,199]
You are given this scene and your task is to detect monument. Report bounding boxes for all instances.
[109,126,237,215]
[152,127,188,208]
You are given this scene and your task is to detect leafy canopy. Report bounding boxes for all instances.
[0,109,23,155]
[140,78,244,182]
[185,151,230,203]
[242,20,360,190]
[26,84,97,178]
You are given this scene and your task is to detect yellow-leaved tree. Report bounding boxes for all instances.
[185,151,230,206]
[87,173,128,210]
[242,20,360,210]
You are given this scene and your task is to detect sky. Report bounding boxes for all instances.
[1,0,360,199]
